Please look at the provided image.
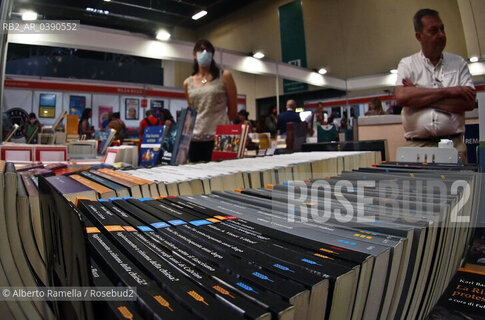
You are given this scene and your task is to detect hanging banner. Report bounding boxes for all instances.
[279,0,308,93]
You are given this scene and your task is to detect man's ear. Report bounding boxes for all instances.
[415,31,422,42]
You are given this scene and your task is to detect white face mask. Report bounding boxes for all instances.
[197,50,213,67]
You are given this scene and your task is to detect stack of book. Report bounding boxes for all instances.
[3,153,482,320]
[177,163,480,319]
[104,145,139,167]
[34,159,481,319]
[124,151,380,197]
[68,140,98,159]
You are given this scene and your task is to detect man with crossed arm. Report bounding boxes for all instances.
[395,8,476,163]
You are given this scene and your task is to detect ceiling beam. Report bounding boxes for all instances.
[7,24,485,93]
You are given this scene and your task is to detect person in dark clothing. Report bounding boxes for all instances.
[277,99,301,135]
[23,112,42,143]
[78,108,94,139]
[138,109,162,139]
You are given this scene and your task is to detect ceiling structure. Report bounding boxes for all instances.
[11,0,260,38]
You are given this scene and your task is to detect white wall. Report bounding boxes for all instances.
[4,89,32,112]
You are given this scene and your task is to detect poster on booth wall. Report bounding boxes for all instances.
[69,95,86,117]
[125,98,139,120]
[98,106,113,129]
[39,93,56,118]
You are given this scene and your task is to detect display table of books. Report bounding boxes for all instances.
[0,152,483,320]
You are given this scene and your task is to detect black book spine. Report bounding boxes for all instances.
[78,200,243,320]
[83,216,193,320]
[104,199,295,317]
[90,259,145,320]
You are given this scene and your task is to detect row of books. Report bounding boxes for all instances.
[178,162,481,319]
[0,162,55,319]
[4,153,481,319]
[11,152,381,204]
[35,160,481,319]
[124,151,381,197]
[0,151,379,319]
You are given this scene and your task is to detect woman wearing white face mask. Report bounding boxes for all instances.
[184,39,237,162]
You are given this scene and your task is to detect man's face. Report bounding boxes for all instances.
[416,15,446,55]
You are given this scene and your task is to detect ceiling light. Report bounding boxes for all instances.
[390,69,398,74]
[252,51,264,59]
[104,0,111,2]
[86,7,109,14]
[317,68,327,75]
[22,11,38,21]
[156,30,171,41]
[192,10,207,20]
[469,56,479,63]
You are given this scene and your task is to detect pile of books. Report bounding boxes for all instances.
[2,153,482,320]
[124,151,381,197]
[183,162,480,319]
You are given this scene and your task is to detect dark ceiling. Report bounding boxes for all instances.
[11,0,260,38]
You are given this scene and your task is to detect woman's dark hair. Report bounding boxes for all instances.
[192,39,220,80]
[28,112,36,119]
[160,109,174,122]
[238,109,249,118]
[80,108,92,120]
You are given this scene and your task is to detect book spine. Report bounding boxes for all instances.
[78,200,244,320]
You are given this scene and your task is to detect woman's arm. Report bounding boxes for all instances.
[183,77,192,108]
[223,70,237,121]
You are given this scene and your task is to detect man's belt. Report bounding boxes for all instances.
[405,133,462,142]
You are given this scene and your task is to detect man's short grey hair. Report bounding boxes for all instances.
[413,8,439,32]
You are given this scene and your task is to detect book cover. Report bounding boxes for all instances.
[426,268,485,320]
[97,168,154,198]
[139,126,164,167]
[44,175,97,202]
[160,123,178,165]
[37,176,94,319]
[69,174,116,200]
[211,124,247,161]
[89,170,142,199]
[78,171,130,198]
[99,129,117,155]
[54,165,90,176]
[171,107,196,165]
